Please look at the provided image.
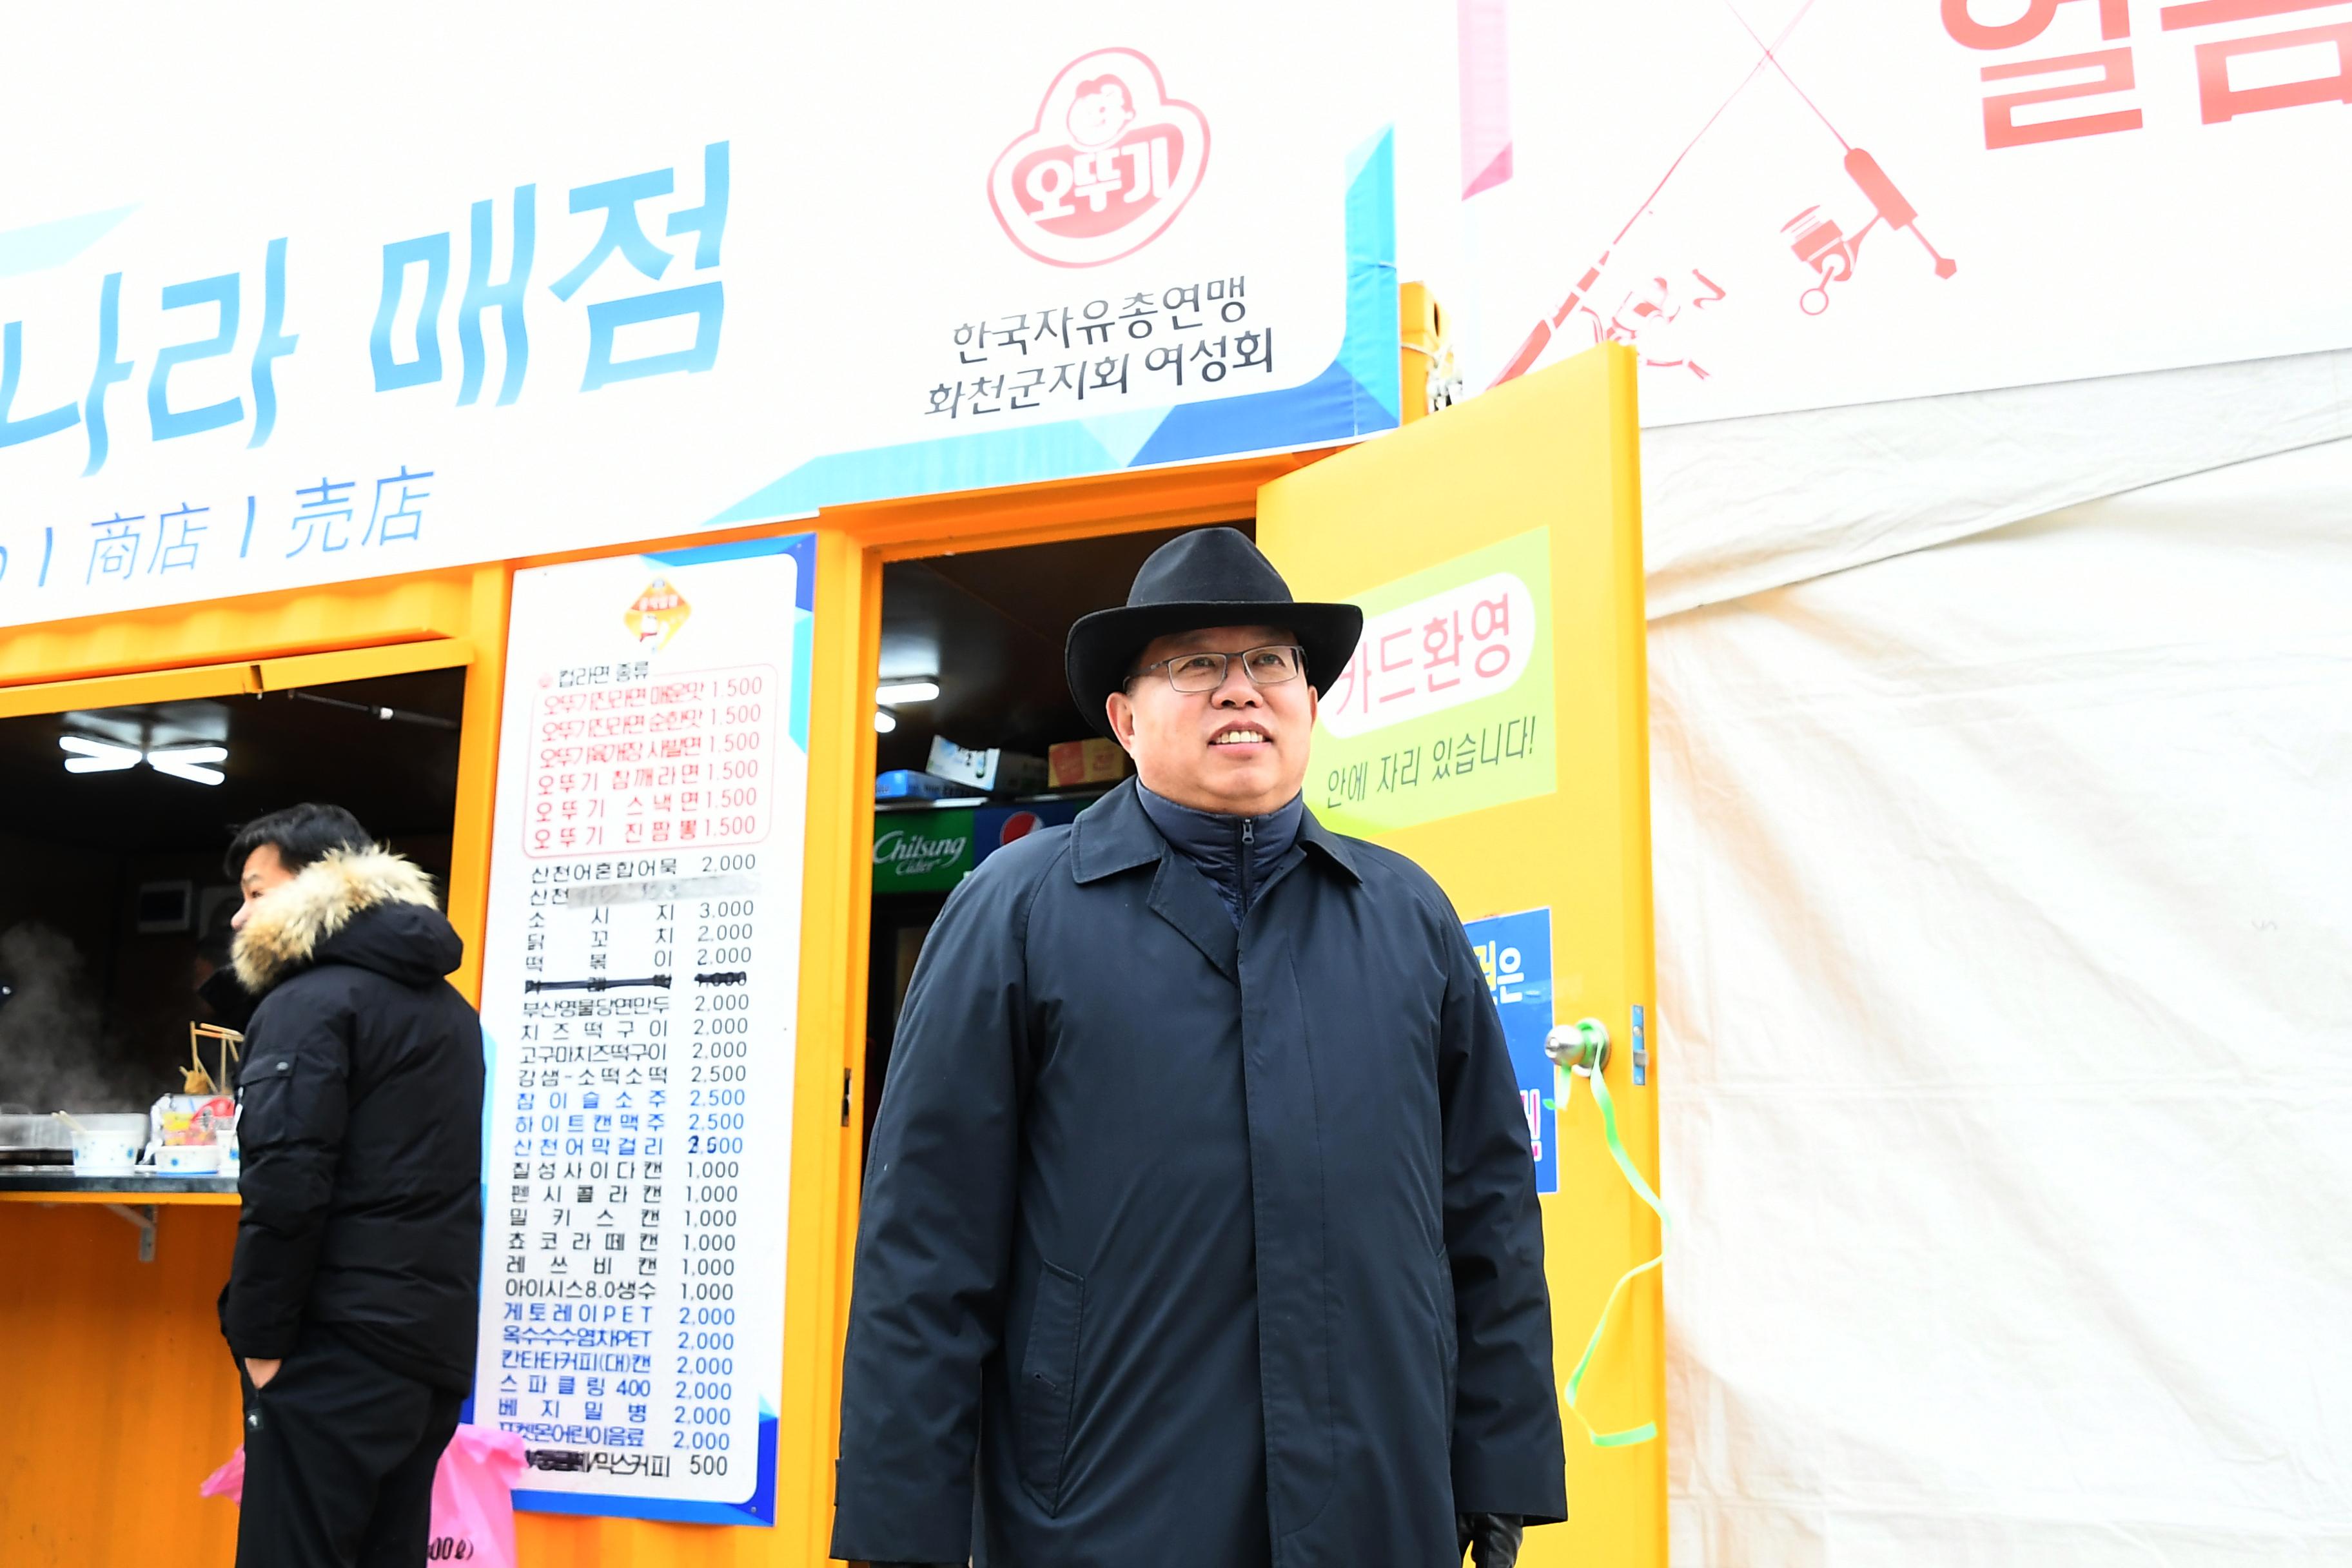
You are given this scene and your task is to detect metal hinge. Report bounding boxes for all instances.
[841,1069,852,1127]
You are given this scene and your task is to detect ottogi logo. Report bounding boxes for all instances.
[624,578,691,651]
[989,48,1208,269]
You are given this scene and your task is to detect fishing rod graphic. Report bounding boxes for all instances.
[1490,0,1957,386]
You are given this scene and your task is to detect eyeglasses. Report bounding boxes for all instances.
[1125,643,1306,694]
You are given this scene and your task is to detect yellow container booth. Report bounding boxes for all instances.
[0,19,1671,1559]
[0,340,1661,1567]
[0,352,1656,1568]
[2,8,1675,1516]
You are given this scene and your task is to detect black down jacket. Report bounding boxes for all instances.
[832,780,1565,1568]
[218,847,484,1393]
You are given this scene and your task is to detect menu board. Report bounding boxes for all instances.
[473,535,814,1525]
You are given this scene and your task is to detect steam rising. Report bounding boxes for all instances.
[0,923,145,1112]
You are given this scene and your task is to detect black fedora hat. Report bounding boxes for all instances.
[1065,527,1364,737]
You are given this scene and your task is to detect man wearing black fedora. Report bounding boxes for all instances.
[832,527,1565,1568]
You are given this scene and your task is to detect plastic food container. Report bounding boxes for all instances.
[152,1094,237,1147]
[67,1115,150,1176]
[153,1142,224,1175]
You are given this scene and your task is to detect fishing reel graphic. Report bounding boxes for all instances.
[1783,148,1959,317]
[1783,206,1859,316]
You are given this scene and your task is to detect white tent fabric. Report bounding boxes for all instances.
[1642,348,2352,618]
[1646,431,2352,1563]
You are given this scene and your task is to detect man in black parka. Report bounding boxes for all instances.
[833,529,1566,1567]
[217,803,484,1568]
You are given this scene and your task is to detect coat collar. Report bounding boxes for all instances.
[1068,778,1165,885]
[1294,805,1364,885]
[231,846,439,992]
[1070,779,1365,981]
[1071,778,1364,887]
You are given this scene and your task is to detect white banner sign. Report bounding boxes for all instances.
[1458,0,2352,422]
[0,3,1404,629]
[475,537,811,1524]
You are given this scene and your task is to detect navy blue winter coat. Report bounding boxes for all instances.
[832,779,1565,1567]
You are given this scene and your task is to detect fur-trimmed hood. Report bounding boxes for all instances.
[231,847,458,994]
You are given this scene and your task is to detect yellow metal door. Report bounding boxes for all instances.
[1255,343,1663,1567]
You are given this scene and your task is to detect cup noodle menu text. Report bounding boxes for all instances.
[529,663,778,858]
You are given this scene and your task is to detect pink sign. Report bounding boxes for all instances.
[525,663,776,857]
[1320,571,1538,740]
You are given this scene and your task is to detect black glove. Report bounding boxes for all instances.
[1457,1513,1525,1568]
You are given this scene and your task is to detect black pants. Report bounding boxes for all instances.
[236,1326,464,1568]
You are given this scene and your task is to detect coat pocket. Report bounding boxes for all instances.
[1016,1259,1086,1511]
[235,1054,299,1137]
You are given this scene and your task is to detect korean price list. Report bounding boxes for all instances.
[480,851,787,1506]
[528,663,777,858]
[484,856,782,1502]
[477,545,811,1522]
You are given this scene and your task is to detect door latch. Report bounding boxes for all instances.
[1544,1017,1611,1075]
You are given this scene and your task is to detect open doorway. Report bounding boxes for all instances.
[0,668,466,1126]
[861,520,1252,1154]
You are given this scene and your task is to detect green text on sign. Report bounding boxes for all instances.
[872,809,975,892]
[1313,527,1556,834]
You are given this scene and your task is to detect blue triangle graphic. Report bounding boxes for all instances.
[1081,408,1171,469]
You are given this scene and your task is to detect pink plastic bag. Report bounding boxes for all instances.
[427,1424,527,1566]
[199,1446,245,1500]
[199,1422,526,1567]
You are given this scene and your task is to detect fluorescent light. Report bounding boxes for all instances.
[59,734,228,784]
[146,744,228,787]
[876,679,940,705]
[59,736,140,772]
[873,709,898,734]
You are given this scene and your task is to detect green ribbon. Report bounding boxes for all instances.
[1557,1054,1668,1448]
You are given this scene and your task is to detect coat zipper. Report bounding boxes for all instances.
[1239,816,1255,918]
